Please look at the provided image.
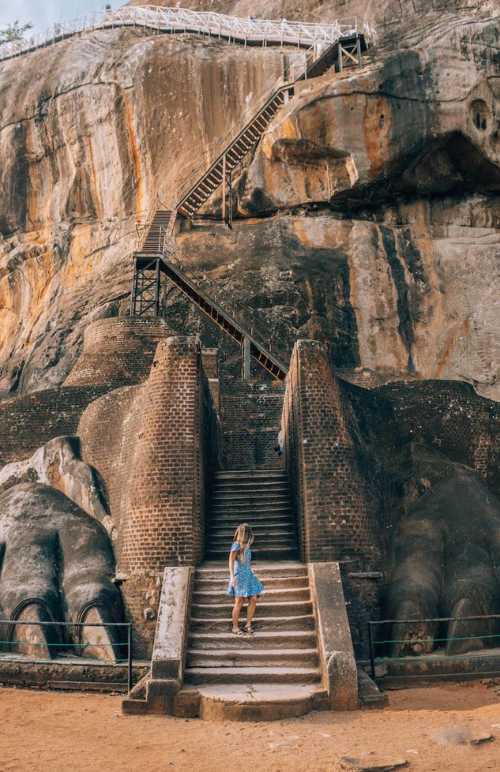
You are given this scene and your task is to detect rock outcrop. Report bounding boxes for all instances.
[0,3,498,399]
[0,0,498,667]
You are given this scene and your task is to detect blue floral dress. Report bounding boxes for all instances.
[227,541,264,597]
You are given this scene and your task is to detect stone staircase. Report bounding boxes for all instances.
[176,562,328,719]
[206,469,298,561]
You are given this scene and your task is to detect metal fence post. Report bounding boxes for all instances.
[368,622,375,680]
[127,623,133,694]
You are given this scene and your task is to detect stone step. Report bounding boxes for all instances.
[195,575,308,591]
[191,600,312,619]
[208,535,296,549]
[189,615,315,632]
[209,536,296,546]
[206,547,298,561]
[215,470,287,479]
[172,684,329,721]
[211,505,291,515]
[210,506,293,518]
[186,648,319,668]
[192,587,310,604]
[212,493,289,503]
[206,546,297,558]
[184,666,321,685]
[210,509,293,519]
[213,481,289,491]
[197,562,306,578]
[209,521,297,541]
[188,630,316,650]
[209,521,294,532]
[209,526,295,537]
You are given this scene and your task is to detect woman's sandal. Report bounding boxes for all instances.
[232,627,244,636]
[244,624,255,635]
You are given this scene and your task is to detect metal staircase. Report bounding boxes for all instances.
[131,253,288,380]
[177,85,293,220]
[130,21,369,378]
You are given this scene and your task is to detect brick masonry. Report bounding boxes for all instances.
[65,317,173,388]
[79,335,218,657]
[221,376,285,470]
[281,340,381,568]
[0,317,176,466]
[0,385,111,464]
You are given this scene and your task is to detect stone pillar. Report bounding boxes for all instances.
[119,336,205,655]
[281,339,380,568]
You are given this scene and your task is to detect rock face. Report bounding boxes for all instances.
[0,482,124,660]
[0,0,499,667]
[387,465,500,657]
[0,28,285,395]
[0,4,498,400]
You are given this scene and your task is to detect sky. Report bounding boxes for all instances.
[0,1,122,33]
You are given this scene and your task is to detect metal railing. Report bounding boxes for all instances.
[0,5,373,63]
[368,615,500,681]
[0,618,134,692]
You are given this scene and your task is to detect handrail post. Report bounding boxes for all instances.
[222,153,227,224]
[242,337,251,381]
[368,622,375,680]
[127,623,133,694]
[155,258,161,316]
[356,34,362,67]
[130,258,138,317]
[227,170,233,229]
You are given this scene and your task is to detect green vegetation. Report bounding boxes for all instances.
[0,20,33,47]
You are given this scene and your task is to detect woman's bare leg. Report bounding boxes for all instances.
[232,597,244,632]
[245,596,257,631]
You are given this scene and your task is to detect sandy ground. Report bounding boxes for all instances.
[1,683,500,771]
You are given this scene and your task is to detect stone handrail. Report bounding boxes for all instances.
[0,5,373,63]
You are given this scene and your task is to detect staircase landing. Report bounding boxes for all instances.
[174,682,327,721]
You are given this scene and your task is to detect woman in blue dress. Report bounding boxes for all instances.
[228,523,264,635]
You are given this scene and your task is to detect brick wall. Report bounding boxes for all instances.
[221,376,285,469]
[79,336,219,656]
[281,340,381,568]
[0,385,111,464]
[65,317,172,388]
[78,384,140,536]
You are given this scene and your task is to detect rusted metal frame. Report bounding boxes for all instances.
[157,256,287,379]
[132,257,163,317]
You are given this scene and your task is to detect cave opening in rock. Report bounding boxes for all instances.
[471,99,489,131]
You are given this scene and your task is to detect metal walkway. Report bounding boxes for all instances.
[130,21,369,379]
[0,6,373,63]
[130,30,368,379]
[131,254,288,380]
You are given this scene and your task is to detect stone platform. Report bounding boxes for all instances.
[375,647,500,689]
[0,654,148,693]
[173,683,328,721]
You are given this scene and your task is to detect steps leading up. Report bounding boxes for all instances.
[177,562,325,719]
[205,469,297,561]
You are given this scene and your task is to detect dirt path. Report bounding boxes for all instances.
[1,683,500,771]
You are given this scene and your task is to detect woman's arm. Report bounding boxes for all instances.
[229,550,237,585]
